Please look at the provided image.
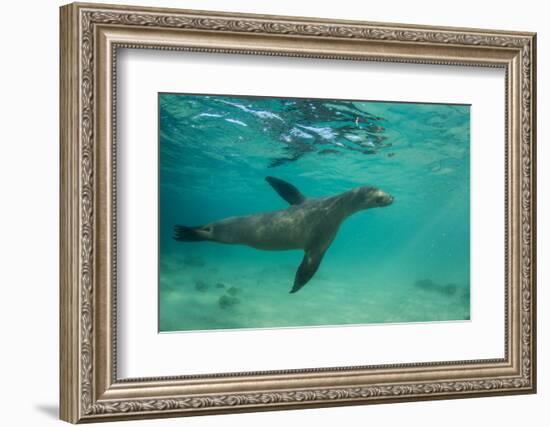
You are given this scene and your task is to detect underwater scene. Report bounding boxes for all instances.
[159,93,470,332]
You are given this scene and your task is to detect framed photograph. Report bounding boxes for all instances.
[60,2,537,423]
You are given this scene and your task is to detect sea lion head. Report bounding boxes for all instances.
[346,186,394,211]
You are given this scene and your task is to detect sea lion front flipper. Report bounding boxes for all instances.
[290,249,326,293]
[265,176,306,205]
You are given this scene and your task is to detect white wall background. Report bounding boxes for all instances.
[0,0,545,426]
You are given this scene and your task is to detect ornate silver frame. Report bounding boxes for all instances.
[60,2,537,423]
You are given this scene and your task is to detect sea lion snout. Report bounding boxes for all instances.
[374,190,394,207]
[348,187,393,210]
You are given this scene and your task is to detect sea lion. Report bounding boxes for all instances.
[174,177,393,293]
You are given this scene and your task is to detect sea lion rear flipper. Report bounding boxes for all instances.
[265,176,306,205]
[290,250,326,293]
[173,225,209,242]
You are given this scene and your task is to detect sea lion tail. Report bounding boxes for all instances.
[173,225,209,242]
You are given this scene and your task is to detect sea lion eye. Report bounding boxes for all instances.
[375,196,385,204]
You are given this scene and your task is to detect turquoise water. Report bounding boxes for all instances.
[159,93,470,332]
